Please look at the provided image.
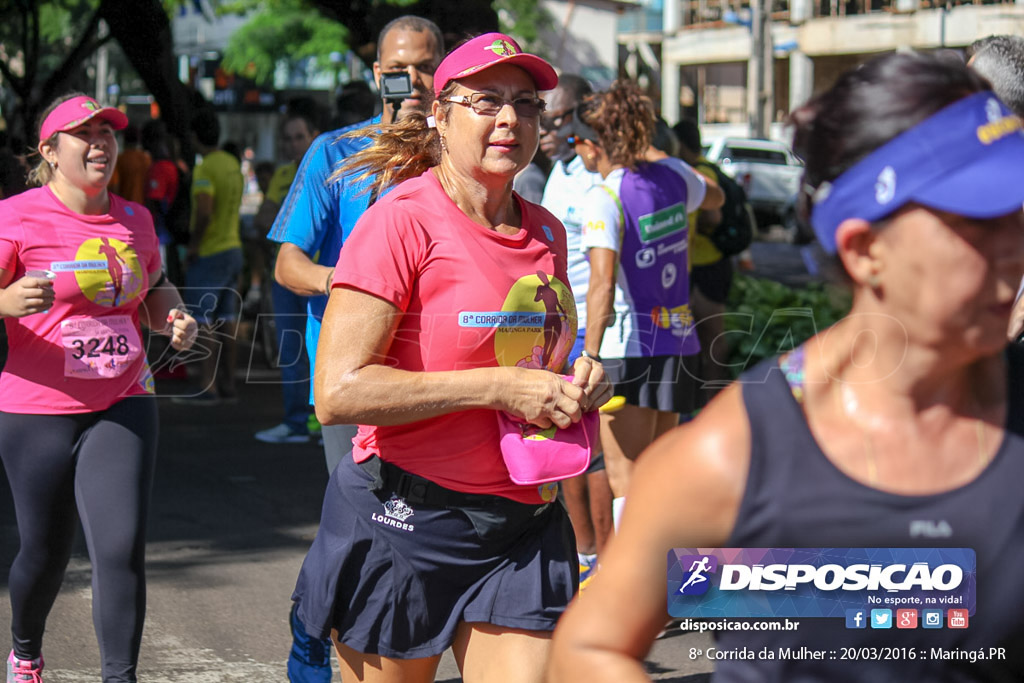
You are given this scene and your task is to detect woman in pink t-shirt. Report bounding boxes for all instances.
[291,34,611,683]
[0,93,197,683]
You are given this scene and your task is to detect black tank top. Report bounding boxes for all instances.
[714,345,1024,682]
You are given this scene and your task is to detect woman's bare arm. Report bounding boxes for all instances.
[314,286,588,428]
[548,384,752,681]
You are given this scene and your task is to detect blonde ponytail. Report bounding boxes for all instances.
[27,151,56,188]
[333,112,440,196]
[332,83,459,197]
[28,91,91,188]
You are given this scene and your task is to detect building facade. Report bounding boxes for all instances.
[620,0,1024,139]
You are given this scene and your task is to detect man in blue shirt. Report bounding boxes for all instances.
[270,15,444,473]
[268,15,444,682]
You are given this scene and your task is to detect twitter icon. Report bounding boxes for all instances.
[870,609,893,629]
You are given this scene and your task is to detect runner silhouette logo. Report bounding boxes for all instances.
[678,555,718,595]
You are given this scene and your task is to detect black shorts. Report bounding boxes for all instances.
[292,454,577,658]
[603,354,701,414]
[691,258,734,305]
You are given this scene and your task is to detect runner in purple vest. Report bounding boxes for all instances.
[565,80,723,529]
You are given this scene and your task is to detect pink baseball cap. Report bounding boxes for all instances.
[39,95,128,142]
[433,32,558,96]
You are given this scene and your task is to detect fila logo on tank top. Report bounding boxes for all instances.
[909,520,953,538]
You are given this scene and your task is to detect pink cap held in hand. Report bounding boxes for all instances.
[496,374,599,486]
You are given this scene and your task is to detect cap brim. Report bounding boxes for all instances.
[48,108,129,138]
[454,53,558,92]
[911,135,1024,219]
[39,96,130,142]
[95,108,130,132]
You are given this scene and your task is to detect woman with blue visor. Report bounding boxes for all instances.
[549,51,1024,682]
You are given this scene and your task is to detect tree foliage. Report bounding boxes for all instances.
[282,0,497,63]
[0,0,200,147]
[218,0,502,86]
[0,0,108,142]
[99,0,198,153]
[494,0,555,60]
[0,0,500,158]
[219,0,350,85]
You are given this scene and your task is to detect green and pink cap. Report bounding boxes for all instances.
[433,32,558,96]
[40,95,128,142]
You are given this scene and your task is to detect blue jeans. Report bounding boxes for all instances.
[271,282,311,433]
[184,248,243,324]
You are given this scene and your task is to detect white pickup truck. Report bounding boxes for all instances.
[702,137,803,229]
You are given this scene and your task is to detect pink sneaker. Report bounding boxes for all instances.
[6,651,43,682]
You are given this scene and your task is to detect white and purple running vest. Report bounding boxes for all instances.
[611,162,700,358]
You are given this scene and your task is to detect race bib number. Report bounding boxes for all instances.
[61,315,142,380]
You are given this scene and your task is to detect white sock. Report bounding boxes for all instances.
[578,552,597,567]
[612,496,626,532]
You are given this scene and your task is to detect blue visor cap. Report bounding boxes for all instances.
[811,92,1024,254]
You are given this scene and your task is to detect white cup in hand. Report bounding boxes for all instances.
[24,269,56,313]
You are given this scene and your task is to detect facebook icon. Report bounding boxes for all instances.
[846,609,867,629]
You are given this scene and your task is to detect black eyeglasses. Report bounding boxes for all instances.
[443,92,546,118]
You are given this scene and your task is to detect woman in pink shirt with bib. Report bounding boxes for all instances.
[0,93,196,683]
[291,34,611,683]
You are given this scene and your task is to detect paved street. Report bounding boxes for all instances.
[1,361,714,682]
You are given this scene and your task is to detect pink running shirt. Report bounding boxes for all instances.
[333,170,577,504]
[0,187,160,414]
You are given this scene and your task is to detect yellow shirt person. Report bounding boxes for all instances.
[191,149,243,258]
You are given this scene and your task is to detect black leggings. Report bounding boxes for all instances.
[0,397,158,683]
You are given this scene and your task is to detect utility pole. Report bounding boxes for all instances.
[747,0,774,138]
[661,0,683,124]
[761,6,775,138]
[96,21,110,105]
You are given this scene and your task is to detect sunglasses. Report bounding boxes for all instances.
[443,92,546,118]
[540,108,574,132]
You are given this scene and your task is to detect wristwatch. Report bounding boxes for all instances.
[581,350,602,362]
